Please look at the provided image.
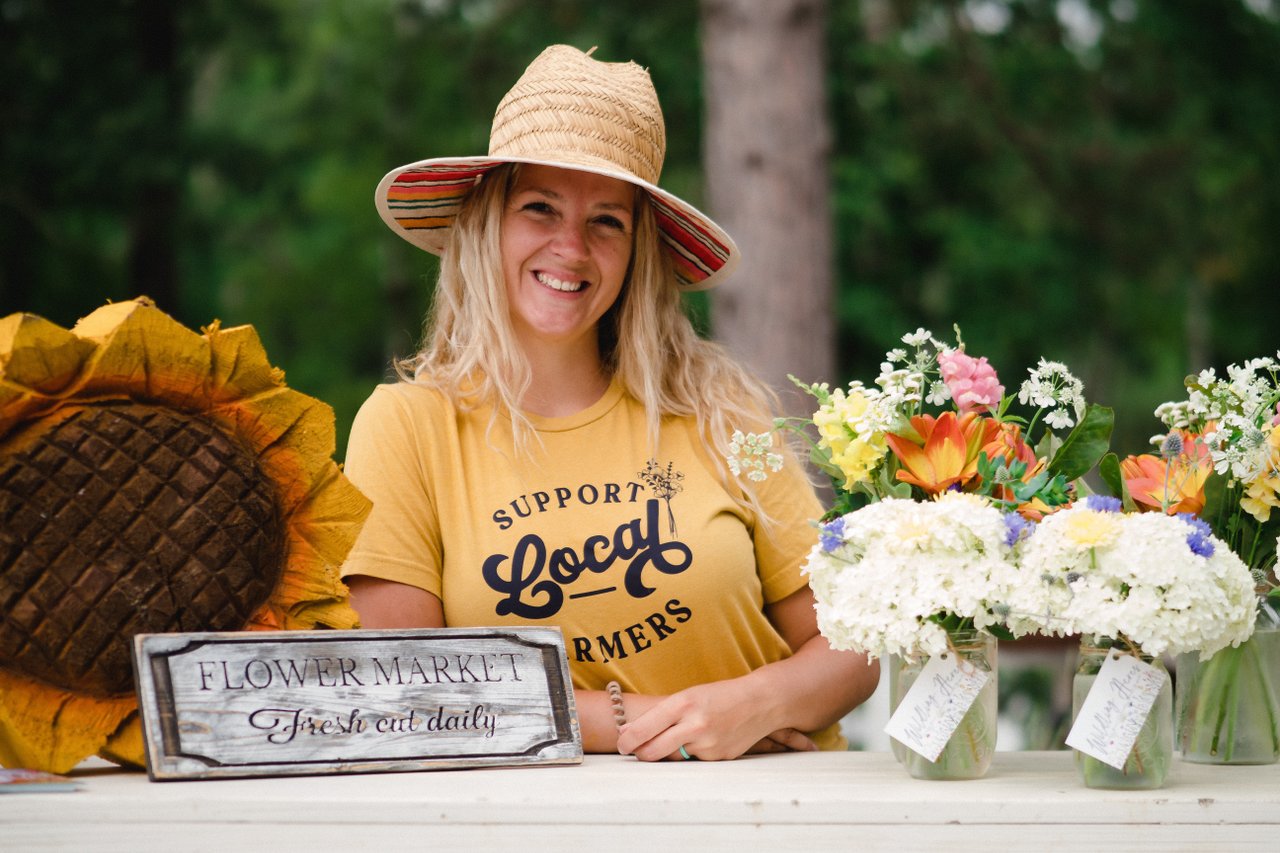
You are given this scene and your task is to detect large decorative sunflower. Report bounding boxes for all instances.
[0,298,371,773]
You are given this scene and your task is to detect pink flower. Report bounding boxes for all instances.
[1272,402,1280,427]
[939,349,1005,414]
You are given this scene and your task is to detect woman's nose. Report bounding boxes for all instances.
[550,220,589,260]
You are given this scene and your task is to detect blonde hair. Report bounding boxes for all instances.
[398,164,787,517]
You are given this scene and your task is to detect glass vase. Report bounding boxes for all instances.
[888,629,998,780]
[1072,638,1173,789]
[1177,599,1280,765]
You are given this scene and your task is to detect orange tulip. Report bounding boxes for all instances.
[886,411,996,495]
[1120,435,1211,515]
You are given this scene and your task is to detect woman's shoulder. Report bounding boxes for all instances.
[354,379,470,432]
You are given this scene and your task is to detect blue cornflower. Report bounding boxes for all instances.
[1186,531,1215,558]
[1178,513,1215,557]
[820,517,846,553]
[1084,495,1122,513]
[1177,512,1213,538]
[1003,513,1035,547]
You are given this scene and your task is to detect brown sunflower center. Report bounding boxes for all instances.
[0,403,285,697]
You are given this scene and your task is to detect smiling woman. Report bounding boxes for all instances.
[342,44,879,763]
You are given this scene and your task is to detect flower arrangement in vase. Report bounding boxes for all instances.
[1005,497,1256,788]
[1107,355,1280,764]
[730,328,1113,779]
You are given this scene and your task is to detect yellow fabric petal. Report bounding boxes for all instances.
[0,670,135,774]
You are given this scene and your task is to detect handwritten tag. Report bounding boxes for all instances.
[884,652,990,762]
[1066,651,1167,770]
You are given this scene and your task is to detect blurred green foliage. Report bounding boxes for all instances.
[3,0,1278,460]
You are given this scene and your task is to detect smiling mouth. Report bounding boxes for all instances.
[535,271,586,293]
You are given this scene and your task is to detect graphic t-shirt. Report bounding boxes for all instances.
[340,379,841,749]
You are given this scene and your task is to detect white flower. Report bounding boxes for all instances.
[1013,509,1256,657]
[902,328,934,347]
[802,493,1016,659]
[1045,408,1075,430]
[726,430,785,482]
[1018,358,1086,423]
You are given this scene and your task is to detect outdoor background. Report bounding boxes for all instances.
[4,0,1279,748]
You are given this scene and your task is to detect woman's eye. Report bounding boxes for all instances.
[522,201,554,214]
[594,215,626,231]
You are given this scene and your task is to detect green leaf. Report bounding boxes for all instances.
[1097,452,1137,511]
[987,624,1016,641]
[1048,404,1114,481]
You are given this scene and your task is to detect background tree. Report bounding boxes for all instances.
[702,0,835,415]
[4,0,1279,462]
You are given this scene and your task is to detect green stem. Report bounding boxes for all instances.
[1246,638,1280,754]
[1221,659,1242,762]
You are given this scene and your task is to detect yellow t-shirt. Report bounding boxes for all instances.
[340,379,842,749]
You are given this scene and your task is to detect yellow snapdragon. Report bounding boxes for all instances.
[1240,424,1280,522]
[814,386,888,490]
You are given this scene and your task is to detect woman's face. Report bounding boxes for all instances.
[500,164,635,354]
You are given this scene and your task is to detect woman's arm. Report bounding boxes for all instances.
[346,575,444,628]
[615,586,878,761]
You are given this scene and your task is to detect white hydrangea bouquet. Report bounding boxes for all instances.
[1006,496,1257,657]
[1109,354,1280,763]
[1006,495,1256,785]
[802,491,1017,660]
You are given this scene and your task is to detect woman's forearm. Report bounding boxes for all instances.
[739,634,879,734]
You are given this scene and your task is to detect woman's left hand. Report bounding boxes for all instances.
[615,678,810,761]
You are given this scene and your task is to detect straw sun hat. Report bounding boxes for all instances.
[374,44,739,291]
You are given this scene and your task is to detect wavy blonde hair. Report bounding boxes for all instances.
[397,164,789,519]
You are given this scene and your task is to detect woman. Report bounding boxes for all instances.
[343,44,878,760]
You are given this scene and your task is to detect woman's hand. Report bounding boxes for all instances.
[614,679,815,761]
[615,586,878,761]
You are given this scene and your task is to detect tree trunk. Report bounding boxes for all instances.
[701,0,834,415]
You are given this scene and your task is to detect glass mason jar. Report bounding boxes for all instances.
[888,629,998,780]
[1072,638,1173,789]
[1177,598,1280,765]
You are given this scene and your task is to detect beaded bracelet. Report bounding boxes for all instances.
[606,680,627,730]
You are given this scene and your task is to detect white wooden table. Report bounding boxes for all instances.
[3,751,1277,852]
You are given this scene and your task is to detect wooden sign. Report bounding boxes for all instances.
[132,627,581,780]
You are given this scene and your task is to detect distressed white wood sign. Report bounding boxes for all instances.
[132,627,581,780]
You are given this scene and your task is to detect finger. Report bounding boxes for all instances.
[766,727,819,752]
[615,707,675,756]
[744,737,788,755]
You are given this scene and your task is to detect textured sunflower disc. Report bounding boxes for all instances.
[0,402,285,698]
[0,299,370,773]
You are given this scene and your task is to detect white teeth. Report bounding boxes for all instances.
[535,272,585,292]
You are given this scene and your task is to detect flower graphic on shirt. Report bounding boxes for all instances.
[639,459,684,536]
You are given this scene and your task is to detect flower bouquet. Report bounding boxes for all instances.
[804,492,1010,779]
[1107,356,1280,764]
[1007,497,1256,787]
[731,328,1114,779]
[783,328,1113,520]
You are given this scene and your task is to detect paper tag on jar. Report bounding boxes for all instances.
[884,650,990,762]
[1065,650,1167,770]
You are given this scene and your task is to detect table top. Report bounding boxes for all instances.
[3,751,1278,852]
